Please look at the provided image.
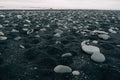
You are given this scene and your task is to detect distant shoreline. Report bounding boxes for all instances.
[0,8,120,11]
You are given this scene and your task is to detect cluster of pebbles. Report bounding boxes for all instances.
[0,10,120,80]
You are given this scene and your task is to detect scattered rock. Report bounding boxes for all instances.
[0,24,3,28]
[19,45,25,49]
[72,71,80,76]
[54,65,72,73]
[0,32,4,36]
[23,24,30,27]
[81,40,100,54]
[40,28,46,32]
[109,28,117,34]
[55,29,63,34]
[92,40,98,44]
[17,15,22,19]
[34,35,40,38]
[109,27,118,34]
[116,45,120,47]
[14,36,22,41]
[82,45,100,54]
[11,29,19,33]
[27,29,34,34]
[81,31,86,35]
[98,34,110,40]
[91,53,105,63]
[22,28,29,31]
[54,33,61,37]
[93,30,108,34]
[55,41,61,44]
[0,36,7,40]
[61,53,72,57]
[33,67,38,70]
[25,19,31,23]
[0,14,5,18]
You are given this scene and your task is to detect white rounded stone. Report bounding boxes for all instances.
[22,28,29,31]
[61,53,72,57]
[14,36,21,41]
[0,36,7,40]
[0,32,4,36]
[34,35,40,38]
[25,20,31,23]
[27,29,34,34]
[91,53,105,63]
[92,40,98,44]
[11,29,19,33]
[98,34,110,40]
[109,28,117,34]
[93,30,108,34]
[81,40,100,55]
[54,33,61,37]
[19,45,25,49]
[17,15,22,19]
[40,28,46,32]
[55,29,63,34]
[82,45,100,55]
[0,24,3,28]
[54,65,72,73]
[72,71,80,75]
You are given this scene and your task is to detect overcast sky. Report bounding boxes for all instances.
[0,0,120,10]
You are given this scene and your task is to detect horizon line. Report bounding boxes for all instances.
[0,6,120,11]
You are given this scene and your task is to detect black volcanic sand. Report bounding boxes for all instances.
[0,10,120,80]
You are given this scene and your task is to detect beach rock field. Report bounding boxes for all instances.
[0,10,120,80]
